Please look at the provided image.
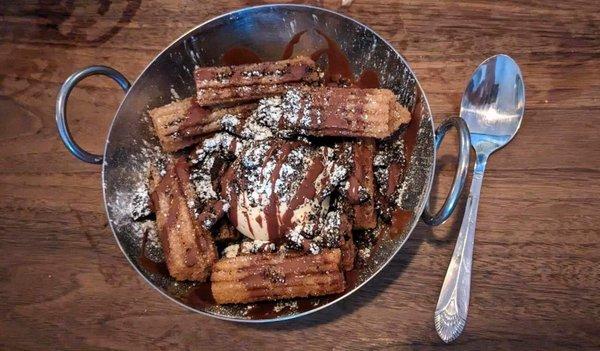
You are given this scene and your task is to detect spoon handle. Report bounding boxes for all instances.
[434,156,487,343]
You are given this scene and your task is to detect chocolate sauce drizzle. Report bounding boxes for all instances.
[217,29,416,243]
[137,227,169,276]
[281,30,307,60]
[142,29,419,310]
[357,70,380,89]
[181,103,210,130]
[263,142,295,241]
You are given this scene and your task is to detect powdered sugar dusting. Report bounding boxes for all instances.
[108,140,168,251]
[190,132,239,203]
[240,97,279,140]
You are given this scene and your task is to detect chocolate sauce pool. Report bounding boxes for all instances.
[221,47,262,65]
[138,228,170,276]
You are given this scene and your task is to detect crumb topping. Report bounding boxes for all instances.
[220,114,240,133]
[188,133,240,204]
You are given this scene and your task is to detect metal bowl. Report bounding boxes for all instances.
[56,4,470,322]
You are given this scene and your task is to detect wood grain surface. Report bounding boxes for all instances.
[1,0,599,349]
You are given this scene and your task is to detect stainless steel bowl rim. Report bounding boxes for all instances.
[55,4,471,322]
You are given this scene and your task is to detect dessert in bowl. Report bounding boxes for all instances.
[56,5,469,321]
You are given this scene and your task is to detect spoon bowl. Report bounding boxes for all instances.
[461,54,525,154]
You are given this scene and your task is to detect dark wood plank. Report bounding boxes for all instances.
[1,0,599,349]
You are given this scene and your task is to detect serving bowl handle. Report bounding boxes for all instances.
[55,66,131,164]
[421,117,471,226]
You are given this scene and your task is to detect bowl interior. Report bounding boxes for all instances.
[103,5,434,321]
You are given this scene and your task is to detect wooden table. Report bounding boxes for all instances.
[1,1,599,349]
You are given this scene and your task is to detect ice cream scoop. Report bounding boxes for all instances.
[225,139,334,243]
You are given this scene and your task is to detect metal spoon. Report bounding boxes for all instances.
[434,54,525,343]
